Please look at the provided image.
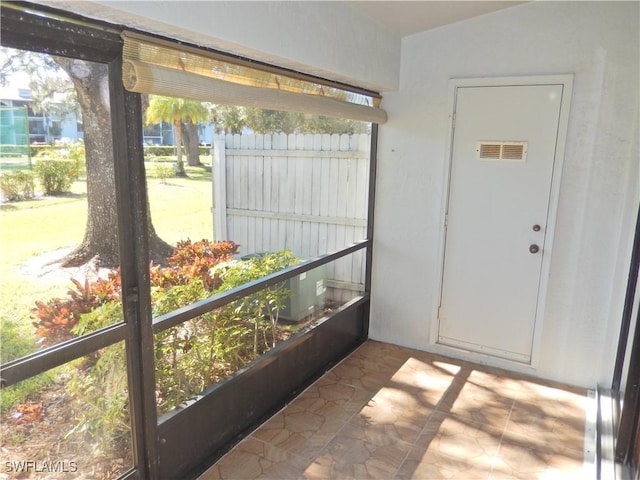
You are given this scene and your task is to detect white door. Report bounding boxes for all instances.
[438,83,565,363]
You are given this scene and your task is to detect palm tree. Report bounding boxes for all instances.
[145,96,209,175]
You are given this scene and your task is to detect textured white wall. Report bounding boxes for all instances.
[370,1,639,388]
[35,0,401,92]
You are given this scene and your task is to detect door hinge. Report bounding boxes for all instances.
[444,213,449,228]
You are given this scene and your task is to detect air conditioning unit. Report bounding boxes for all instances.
[240,254,326,323]
[279,264,326,323]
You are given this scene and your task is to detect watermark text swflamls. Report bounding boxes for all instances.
[4,460,78,474]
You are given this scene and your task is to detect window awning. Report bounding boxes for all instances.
[121,31,387,124]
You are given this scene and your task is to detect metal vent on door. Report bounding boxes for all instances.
[477,141,527,161]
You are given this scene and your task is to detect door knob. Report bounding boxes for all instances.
[532,224,541,232]
[529,244,540,254]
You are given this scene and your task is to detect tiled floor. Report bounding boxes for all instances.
[199,340,594,480]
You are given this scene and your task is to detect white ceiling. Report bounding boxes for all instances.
[347,1,526,37]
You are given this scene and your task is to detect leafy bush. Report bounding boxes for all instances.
[67,141,86,177]
[66,304,131,468]
[153,279,237,413]
[144,145,210,157]
[151,239,239,292]
[153,161,175,184]
[153,250,298,414]
[29,240,299,442]
[168,239,239,269]
[34,159,79,195]
[32,273,121,345]
[29,145,53,157]
[216,250,299,352]
[66,343,131,472]
[0,171,35,201]
[32,240,237,346]
[144,145,175,157]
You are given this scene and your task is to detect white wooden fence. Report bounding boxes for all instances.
[213,133,370,302]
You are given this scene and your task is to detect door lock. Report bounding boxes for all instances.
[529,244,540,254]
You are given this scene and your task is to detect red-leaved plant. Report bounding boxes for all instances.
[33,272,121,345]
[32,240,239,346]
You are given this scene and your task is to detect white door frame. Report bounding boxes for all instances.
[431,74,574,370]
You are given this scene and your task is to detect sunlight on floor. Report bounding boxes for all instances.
[199,340,595,480]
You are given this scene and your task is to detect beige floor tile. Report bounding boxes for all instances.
[251,409,344,460]
[201,437,309,480]
[395,412,501,480]
[353,340,412,366]
[395,450,492,480]
[435,377,515,429]
[506,390,586,452]
[287,380,372,423]
[489,437,585,480]
[388,357,463,392]
[465,368,527,396]
[322,354,400,392]
[303,422,413,479]
[352,386,435,443]
[199,341,591,480]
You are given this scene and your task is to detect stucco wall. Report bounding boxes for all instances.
[370,1,639,387]
[35,0,401,92]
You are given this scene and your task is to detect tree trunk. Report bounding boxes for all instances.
[53,57,173,268]
[173,120,187,176]
[183,122,202,167]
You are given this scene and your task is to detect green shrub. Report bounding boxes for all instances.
[66,303,131,467]
[32,273,121,345]
[153,250,298,414]
[29,241,298,439]
[67,141,86,177]
[34,159,79,195]
[144,145,210,158]
[29,145,51,157]
[153,279,239,413]
[0,171,35,201]
[153,161,175,184]
[144,145,175,157]
[216,250,299,353]
[66,343,131,472]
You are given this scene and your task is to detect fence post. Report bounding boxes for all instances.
[212,137,227,240]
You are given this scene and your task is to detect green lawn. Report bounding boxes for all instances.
[0,162,214,365]
[148,162,214,244]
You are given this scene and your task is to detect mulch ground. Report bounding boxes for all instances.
[1,378,130,479]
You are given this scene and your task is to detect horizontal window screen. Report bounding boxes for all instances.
[121,31,387,124]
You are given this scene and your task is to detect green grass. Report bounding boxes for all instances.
[147,163,214,244]
[0,161,214,395]
[1,161,213,257]
[0,181,89,358]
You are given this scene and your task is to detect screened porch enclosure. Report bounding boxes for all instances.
[1,2,638,480]
[0,3,379,478]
